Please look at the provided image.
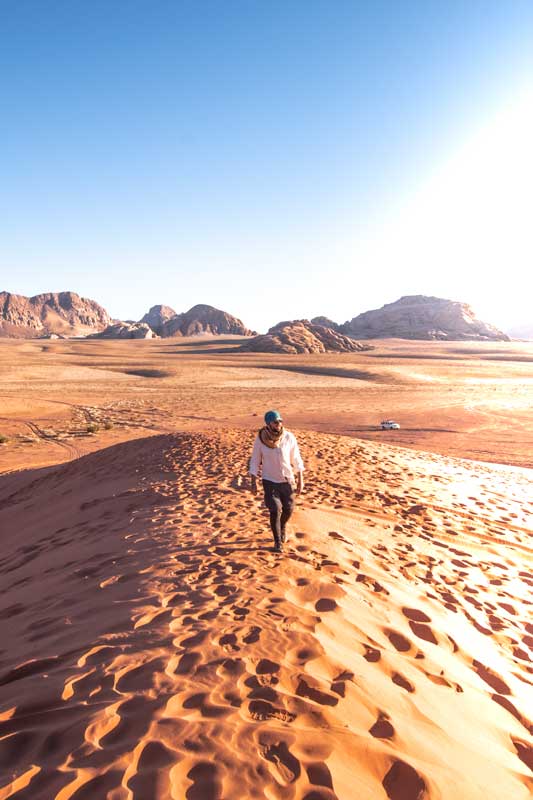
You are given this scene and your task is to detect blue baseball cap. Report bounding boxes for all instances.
[264,409,282,424]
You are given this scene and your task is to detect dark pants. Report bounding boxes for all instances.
[262,480,294,544]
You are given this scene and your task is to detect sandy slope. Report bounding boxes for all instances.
[0,430,531,799]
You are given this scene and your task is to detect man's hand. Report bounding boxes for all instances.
[250,475,258,495]
[296,473,304,495]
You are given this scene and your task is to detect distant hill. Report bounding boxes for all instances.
[139,305,177,335]
[0,293,251,340]
[310,316,341,331]
[88,322,155,340]
[0,291,110,338]
[157,304,252,337]
[2,291,513,343]
[340,296,510,341]
[241,320,371,354]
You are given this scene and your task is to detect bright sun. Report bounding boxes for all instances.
[357,89,533,327]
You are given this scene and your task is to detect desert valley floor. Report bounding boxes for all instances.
[0,337,532,800]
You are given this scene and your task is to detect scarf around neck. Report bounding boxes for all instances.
[259,424,284,448]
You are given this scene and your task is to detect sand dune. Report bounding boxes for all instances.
[1,429,531,799]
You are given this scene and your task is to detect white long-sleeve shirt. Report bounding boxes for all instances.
[249,429,304,484]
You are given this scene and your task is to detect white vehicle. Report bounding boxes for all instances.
[380,420,400,430]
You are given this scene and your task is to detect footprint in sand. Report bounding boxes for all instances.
[217,632,239,652]
[257,737,301,786]
[363,645,381,662]
[306,761,335,790]
[382,760,426,800]
[391,672,415,693]
[241,625,261,644]
[330,670,353,698]
[296,677,339,707]
[402,607,431,623]
[512,738,533,771]
[245,677,279,700]
[248,698,296,723]
[407,621,438,645]
[369,713,395,739]
[473,660,511,695]
[328,531,350,544]
[315,598,338,612]
[386,630,413,653]
[255,658,280,675]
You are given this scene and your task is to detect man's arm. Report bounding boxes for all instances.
[249,436,262,495]
[291,435,304,494]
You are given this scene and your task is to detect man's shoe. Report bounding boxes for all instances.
[280,528,286,543]
[273,541,282,552]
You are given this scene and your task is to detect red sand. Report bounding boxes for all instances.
[0,339,532,799]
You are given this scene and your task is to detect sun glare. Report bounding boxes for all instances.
[357,89,533,325]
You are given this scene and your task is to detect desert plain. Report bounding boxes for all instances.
[0,336,532,800]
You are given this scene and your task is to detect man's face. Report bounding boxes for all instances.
[268,419,283,432]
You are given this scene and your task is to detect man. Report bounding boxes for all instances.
[249,410,304,552]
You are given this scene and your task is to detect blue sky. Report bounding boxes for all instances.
[1,1,532,332]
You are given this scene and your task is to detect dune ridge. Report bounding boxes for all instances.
[0,430,532,799]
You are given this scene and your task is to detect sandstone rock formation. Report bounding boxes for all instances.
[241,320,371,354]
[0,291,110,338]
[38,332,66,340]
[310,316,341,331]
[89,322,155,340]
[160,304,252,337]
[341,296,510,341]
[139,305,177,335]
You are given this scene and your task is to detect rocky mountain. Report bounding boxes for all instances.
[159,304,252,337]
[139,305,177,335]
[311,316,341,331]
[341,296,510,341]
[0,291,110,338]
[241,320,371,354]
[88,322,155,340]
